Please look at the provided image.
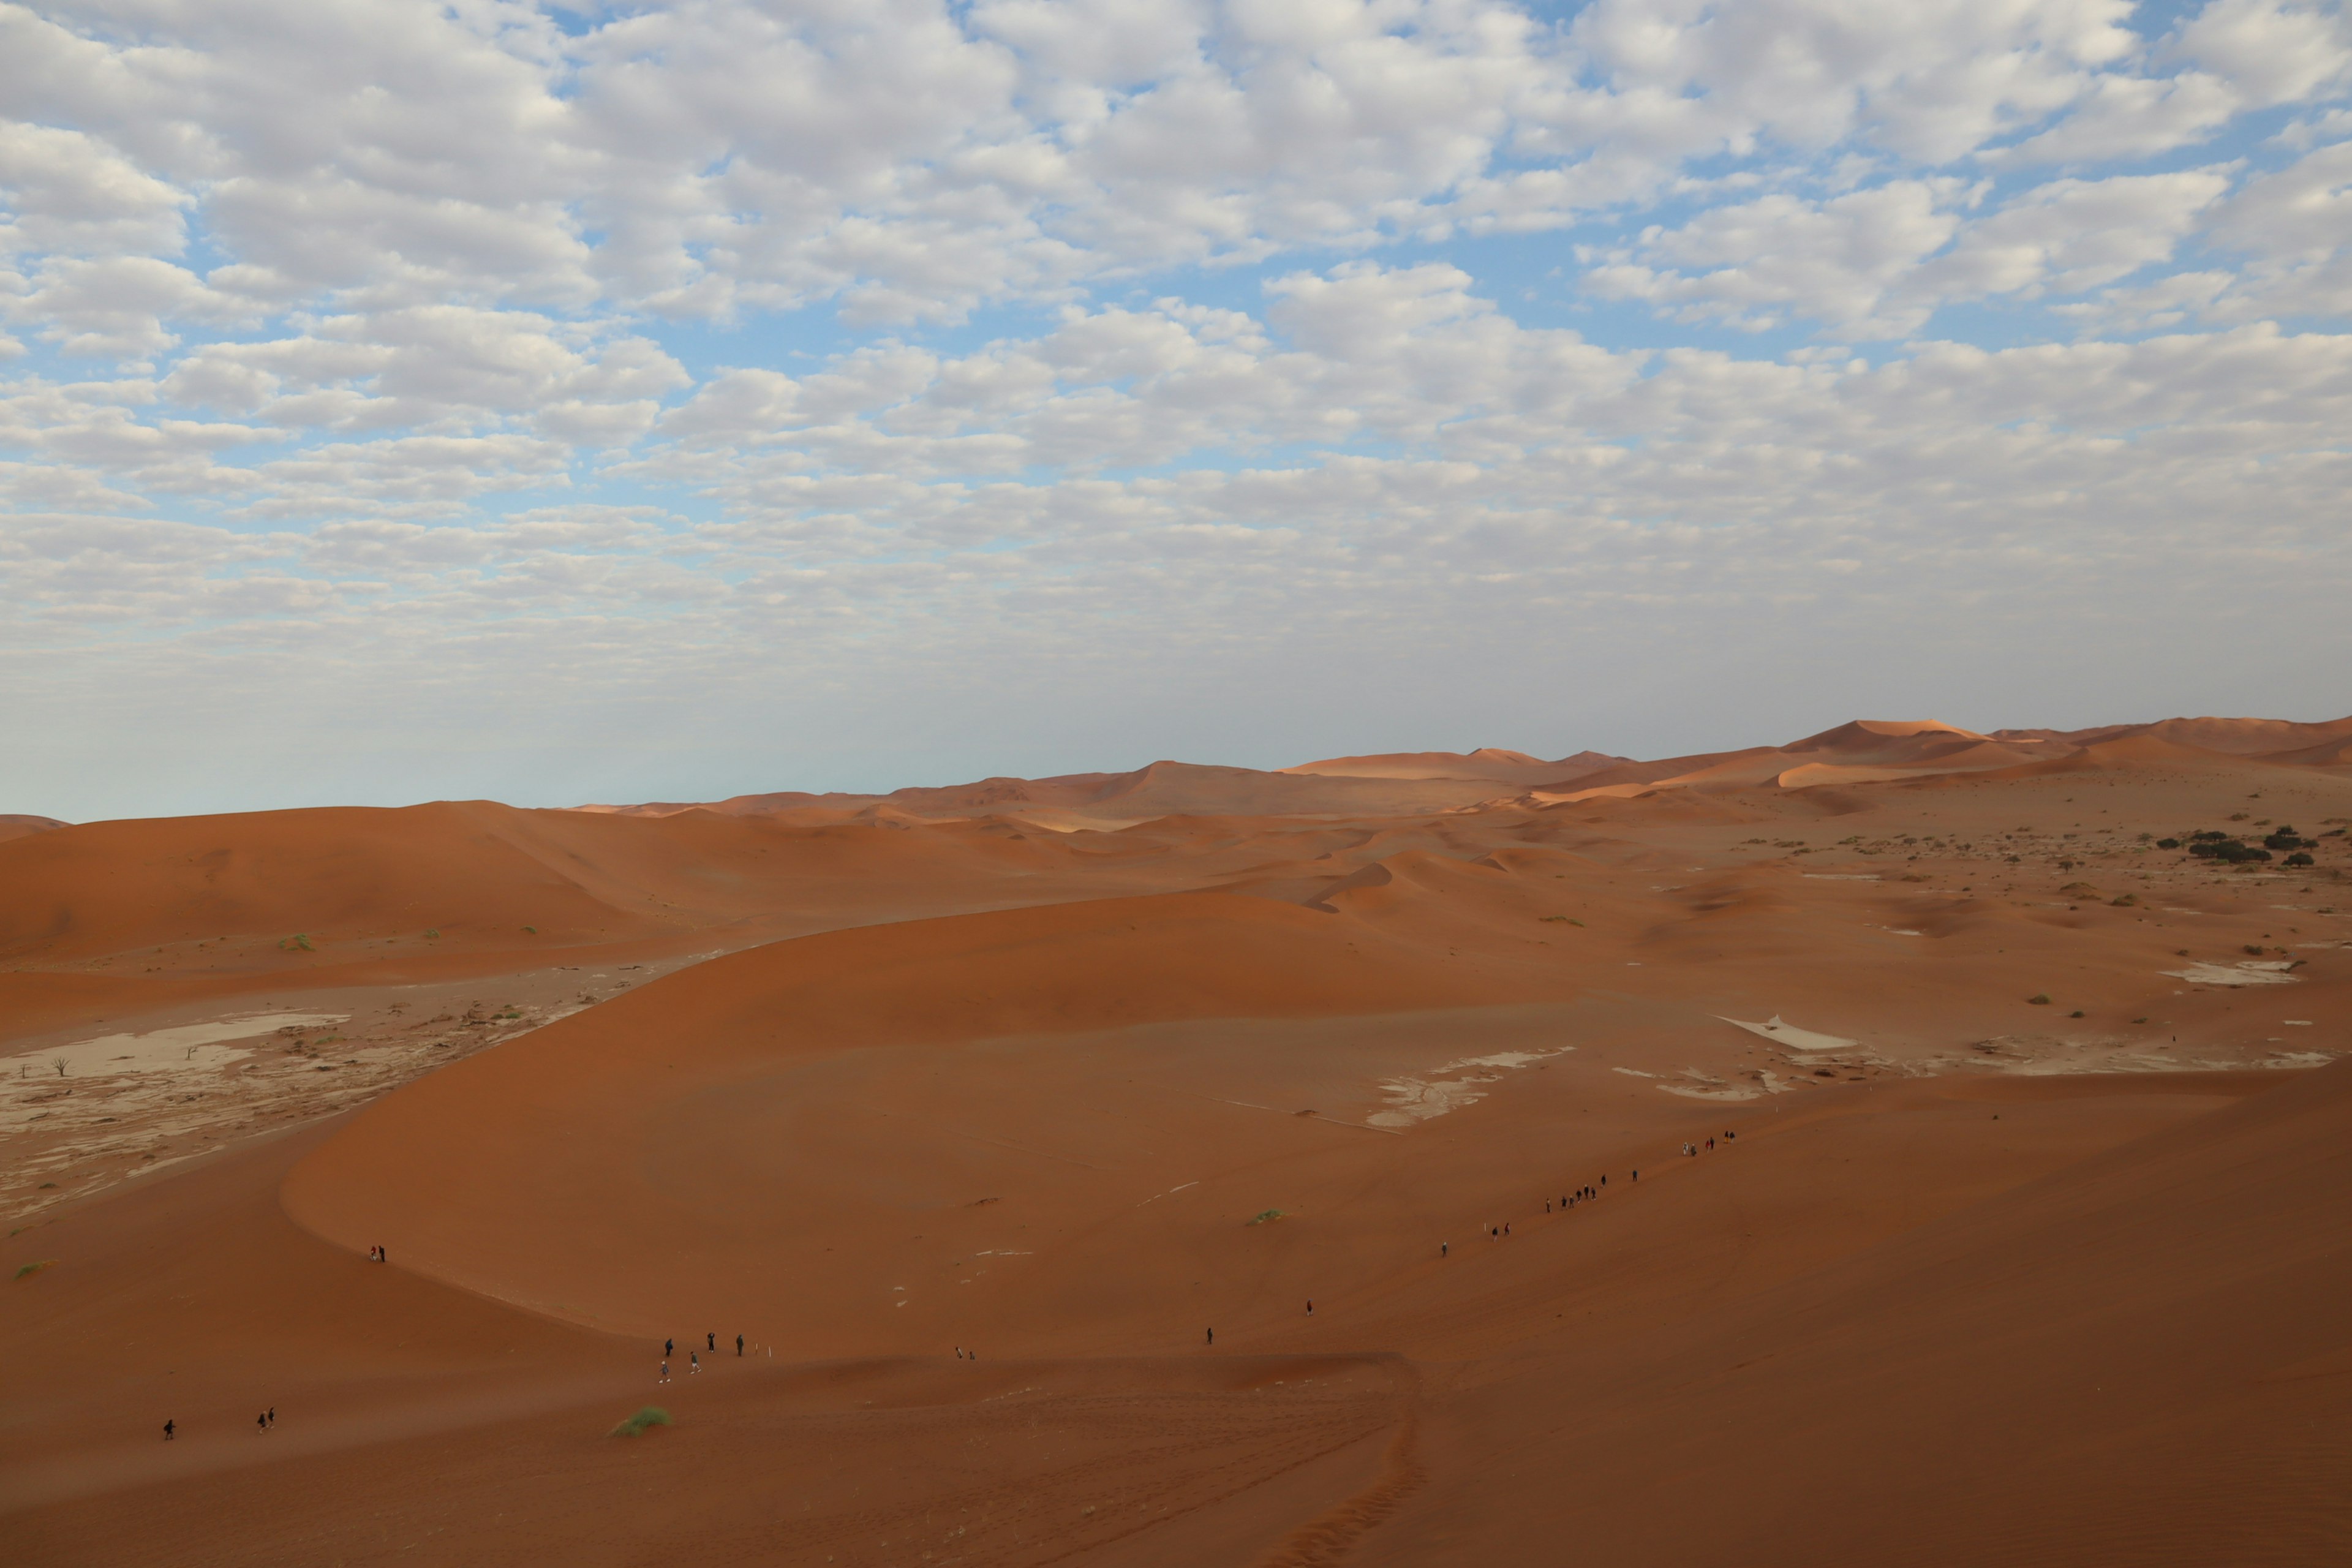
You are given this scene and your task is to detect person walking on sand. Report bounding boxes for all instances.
[665,1338,673,1360]
[1441,1242,1448,1257]
[267,1407,276,1429]
[707,1332,715,1353]
[690,1351,699,1375]
[1205,1327,1213,1346]
[163,1419,175,1441]
[1306,1300,1314,1316]
[658,1360,670,1384]
[257,1412,267,1435]
[736,1334,744,1357]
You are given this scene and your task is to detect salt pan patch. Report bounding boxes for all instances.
[33,1013,346,1077]
[2160,962,2299,987]
[1717,1016,1859,1052]
[1369,1047,1568,1128]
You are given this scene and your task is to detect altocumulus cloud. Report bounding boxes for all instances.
[1,0,2348,817]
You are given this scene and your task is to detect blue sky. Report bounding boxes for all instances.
[2,0,2348,818]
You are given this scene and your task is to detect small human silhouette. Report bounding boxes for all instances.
[736,1333,744,1357]
[163,1419,175,1441]
[706,1332,715,1352]
[1205,1327,1214,1345]
[664,1338,673,1359]
[1305,1300,1314,1315]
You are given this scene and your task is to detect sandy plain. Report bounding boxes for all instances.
[3,715,2348,1566]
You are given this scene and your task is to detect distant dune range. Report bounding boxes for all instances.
[4,712,2349,1566]
[576,715,2352,824]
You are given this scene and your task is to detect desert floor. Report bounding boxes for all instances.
[4,731,2348,1566]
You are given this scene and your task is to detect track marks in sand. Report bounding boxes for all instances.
[1255,1411,1426,1568]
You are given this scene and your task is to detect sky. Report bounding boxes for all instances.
[3,0,2349,821]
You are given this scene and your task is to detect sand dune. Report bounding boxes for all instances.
[5,712,2350,1566]
[1364,1058,2352,1566]
[584,760,1512,824]
[1283,748,1629,786]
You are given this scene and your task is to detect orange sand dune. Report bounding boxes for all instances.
[2260,729,2352,768]
[0,813,66,843]
[1368,1056,2352,1566]
[280,893,1532,1347]
[0,798,1200,988]
[2108,712,2352,755]
[586,761,1512,824]
[1282,748,1627,785]
[0,798,1234,1060]
[6,715,2350,1566]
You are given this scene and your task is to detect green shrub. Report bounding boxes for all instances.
[14,1259,56,1281]
[2027,993,2051,1006]
[609,1406,671,1437]
[1246,1209,1287,1226]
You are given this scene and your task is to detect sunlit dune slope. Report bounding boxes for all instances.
[583,760,1510,823]
[1281,748,1628,785]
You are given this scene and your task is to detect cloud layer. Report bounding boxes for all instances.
[4,0,2350,816]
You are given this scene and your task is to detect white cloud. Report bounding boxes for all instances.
[1929,167,2234,296]
[0,0,2348,815]
[0,123,187,260]
[1586,181,1967,335]
[2169,0,2352,110]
